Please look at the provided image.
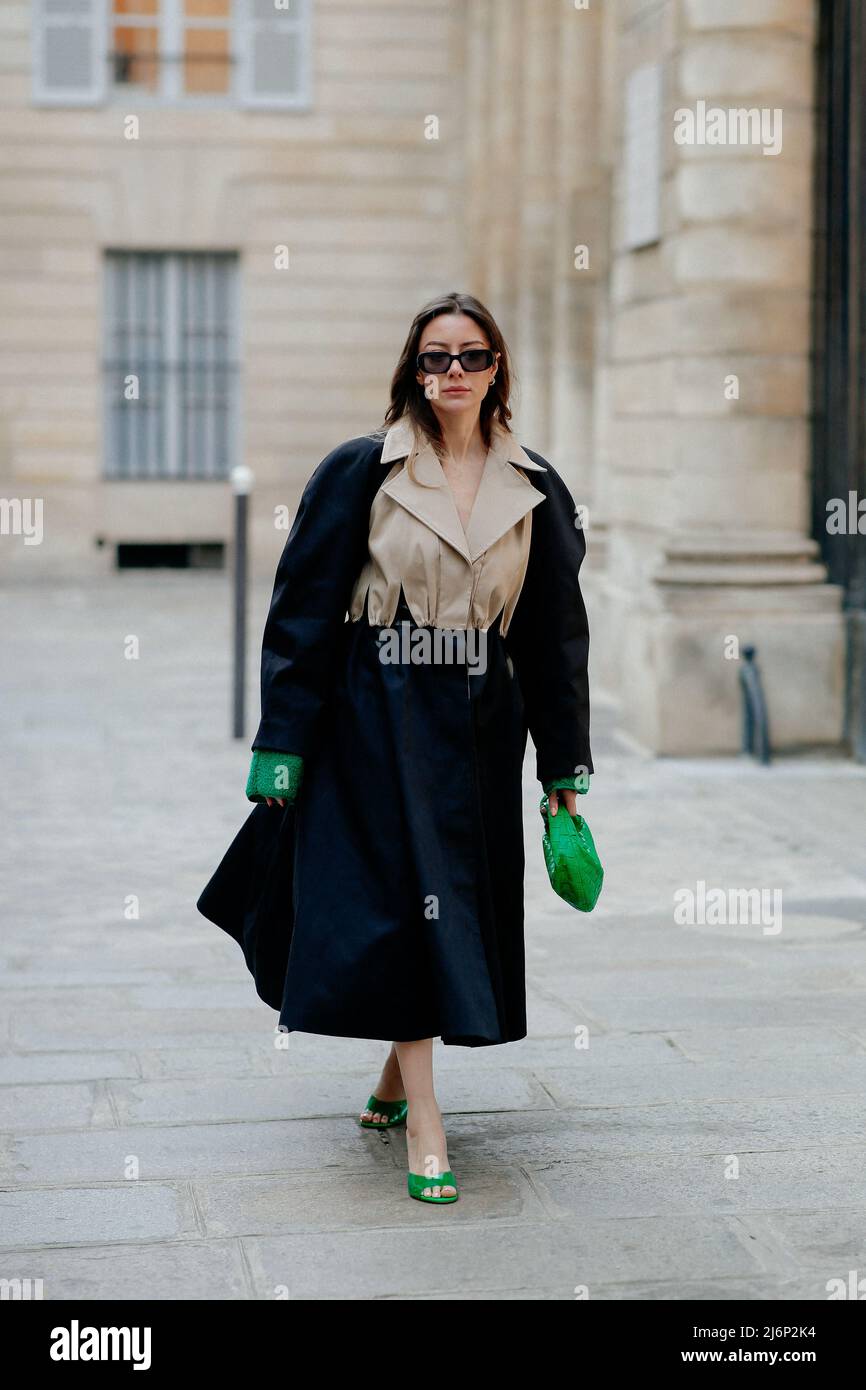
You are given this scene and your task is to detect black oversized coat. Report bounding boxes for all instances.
[197,429,593,1047]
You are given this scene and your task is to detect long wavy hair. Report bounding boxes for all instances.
[381,292,514,480]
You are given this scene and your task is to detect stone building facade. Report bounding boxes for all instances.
[463,0,844,758]
[0,1,854,758]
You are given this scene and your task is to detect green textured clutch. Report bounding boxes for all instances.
[540,794,604,913]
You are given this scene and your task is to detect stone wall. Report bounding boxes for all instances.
[0,0,466,576]
[0,0,847,755]
[595,0,843,753]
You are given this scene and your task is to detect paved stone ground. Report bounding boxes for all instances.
[2,571,866,1300]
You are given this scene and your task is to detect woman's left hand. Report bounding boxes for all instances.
[548,787,578,817]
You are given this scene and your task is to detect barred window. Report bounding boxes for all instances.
[103,251,239,480]
[32,0,313,108]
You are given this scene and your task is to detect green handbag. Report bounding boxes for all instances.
[540,794,604,912]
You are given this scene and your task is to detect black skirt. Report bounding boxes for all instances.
[197,602,529,1047]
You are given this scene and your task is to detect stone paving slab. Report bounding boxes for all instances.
[0,1118,400,1187]
[137,1038,392,1078]
[759,1207,866,1269]
[7,995,599,1049]
[133,1030,687,1080]
[0,1239,251,1300]
[541,991,866,1033]
[0,1183,199,1248]
[526,1148,866,1220]
[240,1213,763,1299]
[193,1166,547,1237]
[437,1099,866,1167]
[535,1055,866,1107]
[384,1275,840,1300]
[570,1274,841,1301]
[107,1067,553,1127]
[0,1051,140,1086]
[666,1025,864,1062]
[530,963,866,1002]
[10,1009,281,1052]
[0,1083,114,1133]
[527,918,866,965]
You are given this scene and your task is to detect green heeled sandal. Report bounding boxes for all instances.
[358,1094,408,1130]
[407,1170,459,1204]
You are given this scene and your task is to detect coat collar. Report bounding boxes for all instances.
[378,416,546,564]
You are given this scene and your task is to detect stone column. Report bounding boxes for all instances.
[476,0,524,342]
[462,0,606,500]
[510,0,560,454]
[547,0,606,502]
[598,0,844,752]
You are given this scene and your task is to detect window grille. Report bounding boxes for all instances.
[103,250,239,480]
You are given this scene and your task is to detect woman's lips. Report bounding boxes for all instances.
[443,387,470,394]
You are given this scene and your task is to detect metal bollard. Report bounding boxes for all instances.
[739,645,772,765]
[230,465,254,740]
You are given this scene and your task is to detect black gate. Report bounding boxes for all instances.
[813,0,866,760]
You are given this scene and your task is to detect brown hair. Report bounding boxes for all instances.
[381,292,514,477]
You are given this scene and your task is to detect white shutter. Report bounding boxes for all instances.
[239,0,312,111]
[33,0,107,106]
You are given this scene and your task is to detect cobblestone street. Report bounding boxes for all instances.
[2,572,866,1300]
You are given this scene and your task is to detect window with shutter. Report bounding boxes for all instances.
[33,0,312,108]
[239,0,312,110]
[33,0,108,106]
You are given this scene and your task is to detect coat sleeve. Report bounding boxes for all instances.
[245,749,304,803]
[504,454,593,788]
[251,436,381,759]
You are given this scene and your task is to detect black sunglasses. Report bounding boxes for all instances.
[416,348,496,375]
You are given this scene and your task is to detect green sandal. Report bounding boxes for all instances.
[358,1094,408,1129]
[407,1170,459,1204]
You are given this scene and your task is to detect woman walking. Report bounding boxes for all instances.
[197,291,593,1204]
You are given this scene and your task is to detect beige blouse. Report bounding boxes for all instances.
[349,416,547,636]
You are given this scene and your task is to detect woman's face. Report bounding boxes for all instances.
[415,312,499,425]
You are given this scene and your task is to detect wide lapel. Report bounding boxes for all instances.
[378,417,547,565]
[464,424,547,562]
[380,420,472,563]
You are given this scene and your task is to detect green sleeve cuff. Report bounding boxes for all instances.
[246,749,304,803]
[543,772,590,796]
